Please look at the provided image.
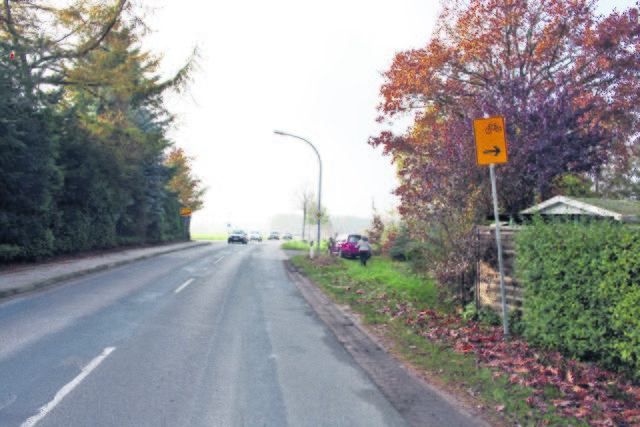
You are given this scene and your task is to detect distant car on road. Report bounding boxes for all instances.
[228,230,248,244]
[333,233,362,259]
[268,231,280,240]
[282,232,293,241]
[249,231,262,242]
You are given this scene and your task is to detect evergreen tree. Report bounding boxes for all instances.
[0,67,62,260]
[1,2,200,261]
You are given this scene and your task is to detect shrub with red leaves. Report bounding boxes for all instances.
[382,227,398,255]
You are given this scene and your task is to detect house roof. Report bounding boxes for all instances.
[574,198,640,216]
[521,196,640,223]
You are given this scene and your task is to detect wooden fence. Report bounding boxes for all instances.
[477,226,523,315]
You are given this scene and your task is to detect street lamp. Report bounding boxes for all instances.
[274,130,322,255]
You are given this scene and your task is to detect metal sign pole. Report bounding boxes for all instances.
[182,216,187,241]
[474,116,509,340]
[490,164,509,339]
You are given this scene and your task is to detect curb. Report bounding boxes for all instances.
[0,241,211,300]
[284,259,489,427]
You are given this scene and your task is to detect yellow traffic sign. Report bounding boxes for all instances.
[473,117,508,165]
[316,211,323,219]
[180,208,192,216]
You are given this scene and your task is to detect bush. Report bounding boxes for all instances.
[517,216,640,378]
[477,305,502,326]
[599,230,640,375]
[508,309,525,336]
[368,213,385,254]
[0,244,23,262]
[388,223,422,261]
[461,301,477,321]
[381,226,398,256]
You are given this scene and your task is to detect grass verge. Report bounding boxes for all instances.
[281,240,328,251]
[191,233,228,241]
[290,254,614,427]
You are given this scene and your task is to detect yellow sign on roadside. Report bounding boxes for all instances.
[316,211,323,219]
[180,208,192,216]
[473,117,508,165]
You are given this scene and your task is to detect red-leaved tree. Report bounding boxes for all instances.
[370,0,640,288]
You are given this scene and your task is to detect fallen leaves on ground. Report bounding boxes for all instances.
[343,287,640,427]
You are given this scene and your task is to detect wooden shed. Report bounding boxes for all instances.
[520,196,640,223]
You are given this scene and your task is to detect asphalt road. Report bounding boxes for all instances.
[0,242,412,427]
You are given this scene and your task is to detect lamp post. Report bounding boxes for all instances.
[274,130,322,254]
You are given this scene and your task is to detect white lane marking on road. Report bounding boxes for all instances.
[174,278,195,294]
[21,347,116,427]
[213,256,225,265]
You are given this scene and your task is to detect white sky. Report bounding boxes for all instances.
[144,0,634,233]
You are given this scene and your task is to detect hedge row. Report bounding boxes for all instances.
[516,217,640,379]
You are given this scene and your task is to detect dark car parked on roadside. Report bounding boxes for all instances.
[268,231,280,240]
[228,230,248,244]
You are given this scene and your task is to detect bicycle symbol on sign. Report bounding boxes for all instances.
[485,122,502,134]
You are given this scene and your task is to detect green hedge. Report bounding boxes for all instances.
[0,105,187,263]
[0,245,24,262]
[516,217,640,378]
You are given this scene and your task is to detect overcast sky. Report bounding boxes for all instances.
[144,0,634,233]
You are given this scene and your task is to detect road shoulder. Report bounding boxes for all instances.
[284,259,490,427]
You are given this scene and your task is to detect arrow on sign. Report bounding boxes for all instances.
[483,146,502,156]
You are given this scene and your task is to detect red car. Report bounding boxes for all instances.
[334,233,362,259]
